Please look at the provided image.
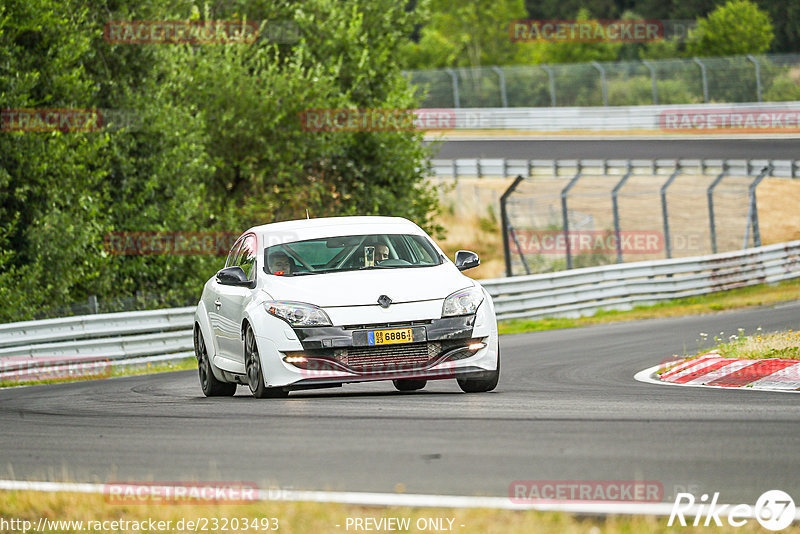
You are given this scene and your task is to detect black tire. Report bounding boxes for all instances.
[195,327,236,397]
[457,348,500,393]
[392,379,427,392]
[245,326,289,399]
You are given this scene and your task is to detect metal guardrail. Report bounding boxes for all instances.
[0,308,195,380]
[481,241,800,321]
[430,158,800,179]
[0,307,194,349]
[418,101,800,132]
[1,241,798,377]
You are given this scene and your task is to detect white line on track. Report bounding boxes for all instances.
[3,479,800,520]
[0,479,746,517]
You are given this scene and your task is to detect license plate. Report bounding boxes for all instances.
[367,328,414,346]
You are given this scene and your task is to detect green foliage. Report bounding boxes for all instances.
[401,0,528,69]
[685,0,774,57]
[0,0,440,322]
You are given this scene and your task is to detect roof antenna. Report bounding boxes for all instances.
[305,209,310,219]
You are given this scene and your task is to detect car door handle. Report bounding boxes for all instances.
[214,299,222,309]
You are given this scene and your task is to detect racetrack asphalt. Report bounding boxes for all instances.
[430,138,800,160]
[1,300,799,505]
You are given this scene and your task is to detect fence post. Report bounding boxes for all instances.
[744,163,773,248]
[746,55,762,103]
[445,68,460,108]
[501,175,526,277]
[561,162,584,270]
[660,162,682,259]
[707,161,729,254]
[492,66,509,108]
[693,57,709,103]
[591,61,609,106]
[612,161,634,263]
[641,59,658,105]
[542,65,556,107]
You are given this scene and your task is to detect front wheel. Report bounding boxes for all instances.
[457,348,499,393]
[245,326,289,399]
[195,328,236,397]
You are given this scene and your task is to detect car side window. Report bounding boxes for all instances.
[237,234,257,281]
[225,238,244,268]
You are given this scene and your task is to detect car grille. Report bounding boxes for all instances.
[334,342,441,373]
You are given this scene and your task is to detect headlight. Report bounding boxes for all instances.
[442,286,484,317]
[265,301,332,326]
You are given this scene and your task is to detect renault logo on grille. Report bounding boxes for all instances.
[378,295,392,308]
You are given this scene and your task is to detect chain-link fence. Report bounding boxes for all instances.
[406,54,800,108]
[495,159,793,276]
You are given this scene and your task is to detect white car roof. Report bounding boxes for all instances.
[245,216,429,248]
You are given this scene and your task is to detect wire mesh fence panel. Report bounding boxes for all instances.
[614,174,666,263]
[700,56,760,103]
[711,176,753,252]
[407,69,457,108]
[604,62,656,106]
[551,63,605,107]
[405,53,800,108]
[502,65,553,107]
[758,54,800,102]
[455,67,504,108]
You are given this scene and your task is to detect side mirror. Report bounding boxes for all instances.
[454,250,480,271]
[216,266,255,288]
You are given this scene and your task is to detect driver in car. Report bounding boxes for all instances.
[362,242,390,266]
[268,251,293,275]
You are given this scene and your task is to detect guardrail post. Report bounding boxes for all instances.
[641,59,658,105]
[561,162,583,270]
[612,161,634,263]
[501,175,526,277]
[660,162,682,259]
[445,68,460,108]
[746,54,762,102]
[693,57,709,103]
[744,163,773,248]
[591,61,609,106]
[542,65,556,107]
[707,162,729,254]
[491,66,508,108]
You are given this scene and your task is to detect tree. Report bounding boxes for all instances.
[401,0,528,69]
[685,0,773,57]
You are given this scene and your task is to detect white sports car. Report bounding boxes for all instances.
[193,216,499,398]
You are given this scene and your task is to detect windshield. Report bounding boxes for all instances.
[264,233,443,276]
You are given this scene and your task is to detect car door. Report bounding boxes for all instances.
[214,233,258,368]
[207,236,243,366]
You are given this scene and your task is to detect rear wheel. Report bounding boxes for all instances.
[195,328,236,397]
[245,326,289,399]
[457,348,500,393]
[392,379,427,392]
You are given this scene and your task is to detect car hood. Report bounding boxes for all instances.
[260,264,474,307]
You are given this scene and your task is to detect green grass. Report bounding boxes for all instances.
[697,328,800,360]
[499,278,800,336]
[0,357,196,389]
